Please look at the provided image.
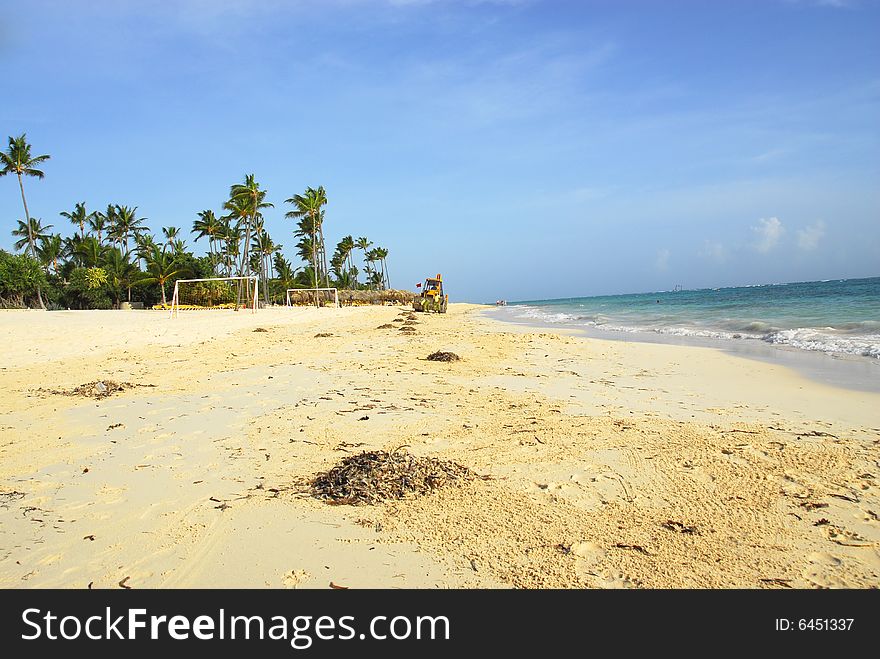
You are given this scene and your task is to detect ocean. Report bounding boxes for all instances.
[493,277,880,361]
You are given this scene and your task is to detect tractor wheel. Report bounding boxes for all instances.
[440,299,448,313]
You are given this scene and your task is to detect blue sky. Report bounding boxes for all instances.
[2,0,878,302]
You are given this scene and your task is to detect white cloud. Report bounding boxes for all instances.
[699,240,726,263]
[655,248,670,271]
[796,220,826,251]
[752,216,784,253]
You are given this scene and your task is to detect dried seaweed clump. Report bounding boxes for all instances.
[310,450,472,505]
[399,326,417,334]
[253,327,269,333]
[377,324,395,329]
[427,351,460,362]
[70,381,137,399]
[314,333,334,338]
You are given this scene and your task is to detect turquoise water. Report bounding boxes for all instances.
[496,277,880,360]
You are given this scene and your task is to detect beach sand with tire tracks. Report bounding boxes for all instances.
[0,304,878,588]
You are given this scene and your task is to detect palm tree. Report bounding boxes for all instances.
[76,236,106,268]
[88,210,107,244]
[1,134,51,308]
[364,248,380,290]
[229,174,272,283]
[355,236,372,287]
[193,210,221,261]
[341,235,356,276]
[133,232,158,270]
[62,234,84,268]
[110,205,147,257]
[12,218,52,254]
[60,202,94,241]
[219,222,242,278]
[251,229,280,303]
[285,186,328,290]
[37,233,63,276]
[273,253,299,302]
[162,226,180,248]
[373,246,390,290]
[103,247,137,306]
[140,244,189,306]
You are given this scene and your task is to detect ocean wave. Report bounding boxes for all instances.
[762,329,880,359]
[498,306,880,359]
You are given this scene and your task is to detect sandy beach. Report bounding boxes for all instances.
[1,304,878,589]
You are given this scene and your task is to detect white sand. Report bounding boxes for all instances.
[0,305,877,588]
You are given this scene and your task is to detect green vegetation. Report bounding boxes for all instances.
[1,136,396,309]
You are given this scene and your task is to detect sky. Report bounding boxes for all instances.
[2,0,878,302]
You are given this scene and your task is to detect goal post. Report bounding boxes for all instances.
[169,276,259,317]
[286,287,339,308]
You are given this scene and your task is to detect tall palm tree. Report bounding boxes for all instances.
[133,232,158,269]
[1,134,51,308]
[229,174,272,282]
[219,222,242,278]
[87,210,107,244]
[334,235,356,283]
[373,246,390,290]
[12,218,52,254]
[110,205,147,257]
[140,244,189,306]
[96,205,118,245]
[193,210,221,260]
[162,226,180,248]
[364,248,380,290]
[355,236,371,287]
[62,234,84,268]
[285,186,328,290]
[37,233,63,276]
[60,202,94,241]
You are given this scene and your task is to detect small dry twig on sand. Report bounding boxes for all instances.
[309,449,472,505]
[427,351,460,362]
[662,520,700,535]
[314,333,334,338]
[759,578,792,588]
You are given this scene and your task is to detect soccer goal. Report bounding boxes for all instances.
[286,287,339,308]
[169,276,260,317]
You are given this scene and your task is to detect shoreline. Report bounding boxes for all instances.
[483,306,880,394]
[1,304,878,588]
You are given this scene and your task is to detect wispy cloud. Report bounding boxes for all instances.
[699,240,727,264]
[752,217,784,253]
[655,248,670,271]
[782,0,857,8]
[796,220,826,250]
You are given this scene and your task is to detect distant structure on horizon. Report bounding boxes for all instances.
[673,284,683,292]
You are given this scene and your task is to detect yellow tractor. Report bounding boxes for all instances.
[413,274,448,313]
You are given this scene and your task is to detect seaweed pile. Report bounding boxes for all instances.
[310,449,472,505]
[427,351,460,362]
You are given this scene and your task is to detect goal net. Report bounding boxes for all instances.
[169,277,259,317]
[286,287,339,308]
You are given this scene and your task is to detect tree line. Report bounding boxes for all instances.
[0,134,394,309]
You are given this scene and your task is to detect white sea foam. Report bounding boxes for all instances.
[763,329,880,359]
[499,306,880,359]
